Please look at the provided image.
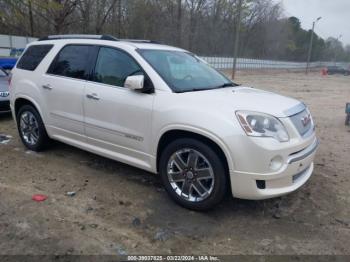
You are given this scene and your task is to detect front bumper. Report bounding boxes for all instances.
[229,137,319,200]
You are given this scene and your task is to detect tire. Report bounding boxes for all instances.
[346,115,350,126]
[16,105,50,151]
[159,138,228,211]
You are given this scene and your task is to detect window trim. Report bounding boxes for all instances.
[45,44,154,93]
[16,44,54,71]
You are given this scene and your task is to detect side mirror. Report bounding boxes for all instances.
[125,75,144,90]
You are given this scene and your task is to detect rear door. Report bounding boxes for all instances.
[41,44,96,139]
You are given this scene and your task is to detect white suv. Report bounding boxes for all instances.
[10,35,318,210]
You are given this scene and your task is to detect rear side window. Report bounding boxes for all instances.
[47,45,93,80]
[17,45,53,71]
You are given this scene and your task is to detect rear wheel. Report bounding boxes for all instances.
[16,105,50,151]
[159,138,227,211]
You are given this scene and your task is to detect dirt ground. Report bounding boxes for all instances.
[0,72,349,256]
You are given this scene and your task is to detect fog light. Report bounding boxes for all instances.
[270,156,283,171]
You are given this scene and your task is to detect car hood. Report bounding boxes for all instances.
[179,86,305,118]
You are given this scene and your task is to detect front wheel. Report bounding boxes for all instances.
[159,138,228,211]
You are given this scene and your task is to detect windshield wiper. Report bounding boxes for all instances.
[176,83,239,93]
[178,88,209,93]
[218,83,238,88]
[208,82,238,90]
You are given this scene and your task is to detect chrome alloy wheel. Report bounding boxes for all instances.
[19,111,40,146]
[167,148,215,202]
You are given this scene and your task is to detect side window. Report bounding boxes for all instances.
[47,45,92,80]
[17,45,53,71]
[94,47,141,87]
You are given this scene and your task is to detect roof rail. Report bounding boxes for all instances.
[120,39,161,44]
[38,34,119,41]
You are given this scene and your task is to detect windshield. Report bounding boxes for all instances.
[139,50,236,93]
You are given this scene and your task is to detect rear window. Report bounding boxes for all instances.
[47,45,93,80]
[17,45,53,71]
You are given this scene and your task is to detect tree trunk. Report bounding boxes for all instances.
[28,0,34,36]
[117,0,122,37]
[176,0,182,46]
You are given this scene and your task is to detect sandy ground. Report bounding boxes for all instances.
[0,72,349,256]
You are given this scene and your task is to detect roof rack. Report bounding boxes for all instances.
[120,39,160,44]
[38,35,161,45]
[38,34,119,41]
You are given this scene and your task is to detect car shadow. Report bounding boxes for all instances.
[53,143,283,213]
[49,141,277,211]
[0,111,12,120]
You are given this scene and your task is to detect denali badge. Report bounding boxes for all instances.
[0,91,9,98]
[301,114,311,127]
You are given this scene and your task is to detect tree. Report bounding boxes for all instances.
[22,0,79,34]
[0,0,349,62]
[94,0,118,34]
[176,0,183,46]
[185,0,208,50]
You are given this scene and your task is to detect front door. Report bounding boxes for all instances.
[84,47,154,168]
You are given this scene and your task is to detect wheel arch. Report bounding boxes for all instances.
[156,129,233,175]
[14,96,45,127]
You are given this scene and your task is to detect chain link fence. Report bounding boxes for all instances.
[200,56,349,71]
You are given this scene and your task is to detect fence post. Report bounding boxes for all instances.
[232,0,243,80]
[9,35,13,49]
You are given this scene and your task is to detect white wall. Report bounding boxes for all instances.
[0,34,38,56]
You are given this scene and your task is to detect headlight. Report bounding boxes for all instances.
[236,111,289,142]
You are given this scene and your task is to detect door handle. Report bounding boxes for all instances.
[86,93,100,101]
[42,84,53,90]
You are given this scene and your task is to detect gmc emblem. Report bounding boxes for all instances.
[301,114,311,127]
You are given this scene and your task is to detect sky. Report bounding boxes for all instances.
[276,0,350,46]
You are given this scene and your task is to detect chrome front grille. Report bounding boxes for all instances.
[289,109,313,136]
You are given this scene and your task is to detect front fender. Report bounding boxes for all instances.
[154,123,236,172]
